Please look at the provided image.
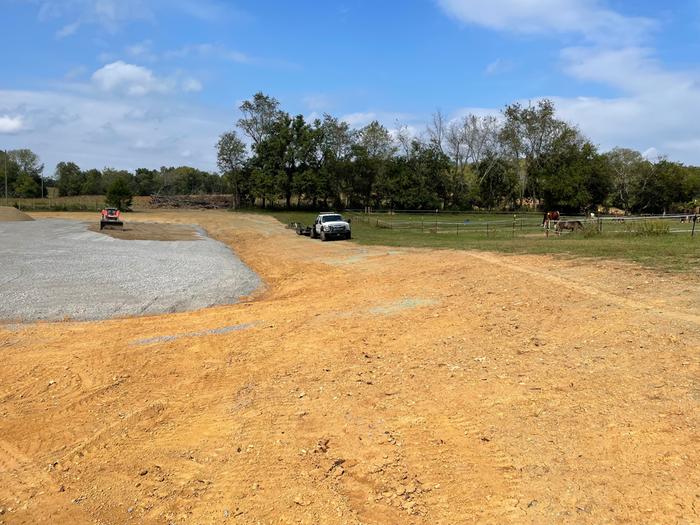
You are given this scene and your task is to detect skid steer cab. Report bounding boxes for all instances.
[100,207,124,230]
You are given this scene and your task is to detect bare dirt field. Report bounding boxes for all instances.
[0,207,34,222]
[87,222,201,241]
[1,210,698,524]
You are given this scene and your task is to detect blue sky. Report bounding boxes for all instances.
[2,0,700,173]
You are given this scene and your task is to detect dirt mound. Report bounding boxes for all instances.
[0,206,34,222]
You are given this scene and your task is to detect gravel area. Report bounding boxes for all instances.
[0,219,261,322]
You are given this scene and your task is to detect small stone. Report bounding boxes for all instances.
[58,485,65,493]
[127,507,134,513]
[0,507,5,515]
[223,509,230,518]
[48,380,56,386]
[139,469,148,476]
[293,495,309,506]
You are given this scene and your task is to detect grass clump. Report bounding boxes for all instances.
[625,220,670,236]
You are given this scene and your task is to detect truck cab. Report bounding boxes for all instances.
[310,213,351,241]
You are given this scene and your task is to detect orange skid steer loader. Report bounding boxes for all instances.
[100,208,124,230]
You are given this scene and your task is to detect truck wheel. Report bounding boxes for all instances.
[346,232,351,240]
[320,231,327,241]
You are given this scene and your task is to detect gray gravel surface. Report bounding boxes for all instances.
[0,219,261,322]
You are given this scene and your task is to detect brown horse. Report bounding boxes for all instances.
[542,210,560,228]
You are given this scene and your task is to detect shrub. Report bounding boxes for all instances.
[581,222,602,237]
[105,177,133,210]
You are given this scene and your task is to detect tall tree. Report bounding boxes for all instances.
[237,92,282,146]
[603,148,647,211]
[9,149,44,197]
[217,130,247,208]
[55,161,84,196]
[499,99,571,203]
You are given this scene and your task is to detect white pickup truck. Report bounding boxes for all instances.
[310,212,352,241]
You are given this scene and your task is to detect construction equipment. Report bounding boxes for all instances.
[100,207,124,230]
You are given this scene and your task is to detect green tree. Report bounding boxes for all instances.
[105,177,133,210]
[55,161,84,196]
[237,92,282,146]
[81,168,103,195]
[538,139,612,213]
[217,130,247,208]
[134,168,159,195]
[13,172,40,197]
[499,99,570,203]
[633,160,687,213]
[603,148,648,211]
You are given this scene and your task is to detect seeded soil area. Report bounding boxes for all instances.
[1,210,698,524]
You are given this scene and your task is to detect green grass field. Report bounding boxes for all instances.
[265,210,699,273]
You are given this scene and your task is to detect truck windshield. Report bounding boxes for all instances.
[321,215,342,222]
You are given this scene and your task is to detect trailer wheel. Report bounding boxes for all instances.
[320,231,327,241]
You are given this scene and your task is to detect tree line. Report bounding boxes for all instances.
[217,94,700,213]
[3,94,699,214]
[0,153,228,201]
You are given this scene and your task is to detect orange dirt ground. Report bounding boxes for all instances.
[1,210,698,524]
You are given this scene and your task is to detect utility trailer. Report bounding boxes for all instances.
[100,207,124,230]
[291,221,312,236]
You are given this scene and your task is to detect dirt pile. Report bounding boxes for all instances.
[0,206,34,221]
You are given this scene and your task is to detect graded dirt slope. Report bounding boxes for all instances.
[0,206,33,221]
[0,210,698,524]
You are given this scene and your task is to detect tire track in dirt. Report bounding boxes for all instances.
[0,439,90,523]
[466,251,700,326]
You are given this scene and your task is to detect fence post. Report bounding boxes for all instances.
[692,215,697,238]
[486,221,489,238]
[512,215,516,238]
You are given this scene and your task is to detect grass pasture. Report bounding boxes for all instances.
[267,210,699,273]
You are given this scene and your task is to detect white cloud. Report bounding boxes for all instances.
[182,78,203,92]
[436,0,654,43]
[437,1,700,163]
[0,115,25,134]
[484,58,512,76]
[0,88,228,172]
[56,20,80,38]
[340,112,377,127]
[126,40,157,62]
[91,61,172,96]
[33,0,250,37]
[303,94,333,111]
[164,44,253,64]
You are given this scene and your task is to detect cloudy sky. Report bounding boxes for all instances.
[2,0,700,173]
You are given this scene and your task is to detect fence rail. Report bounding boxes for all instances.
[349,212,698,238]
